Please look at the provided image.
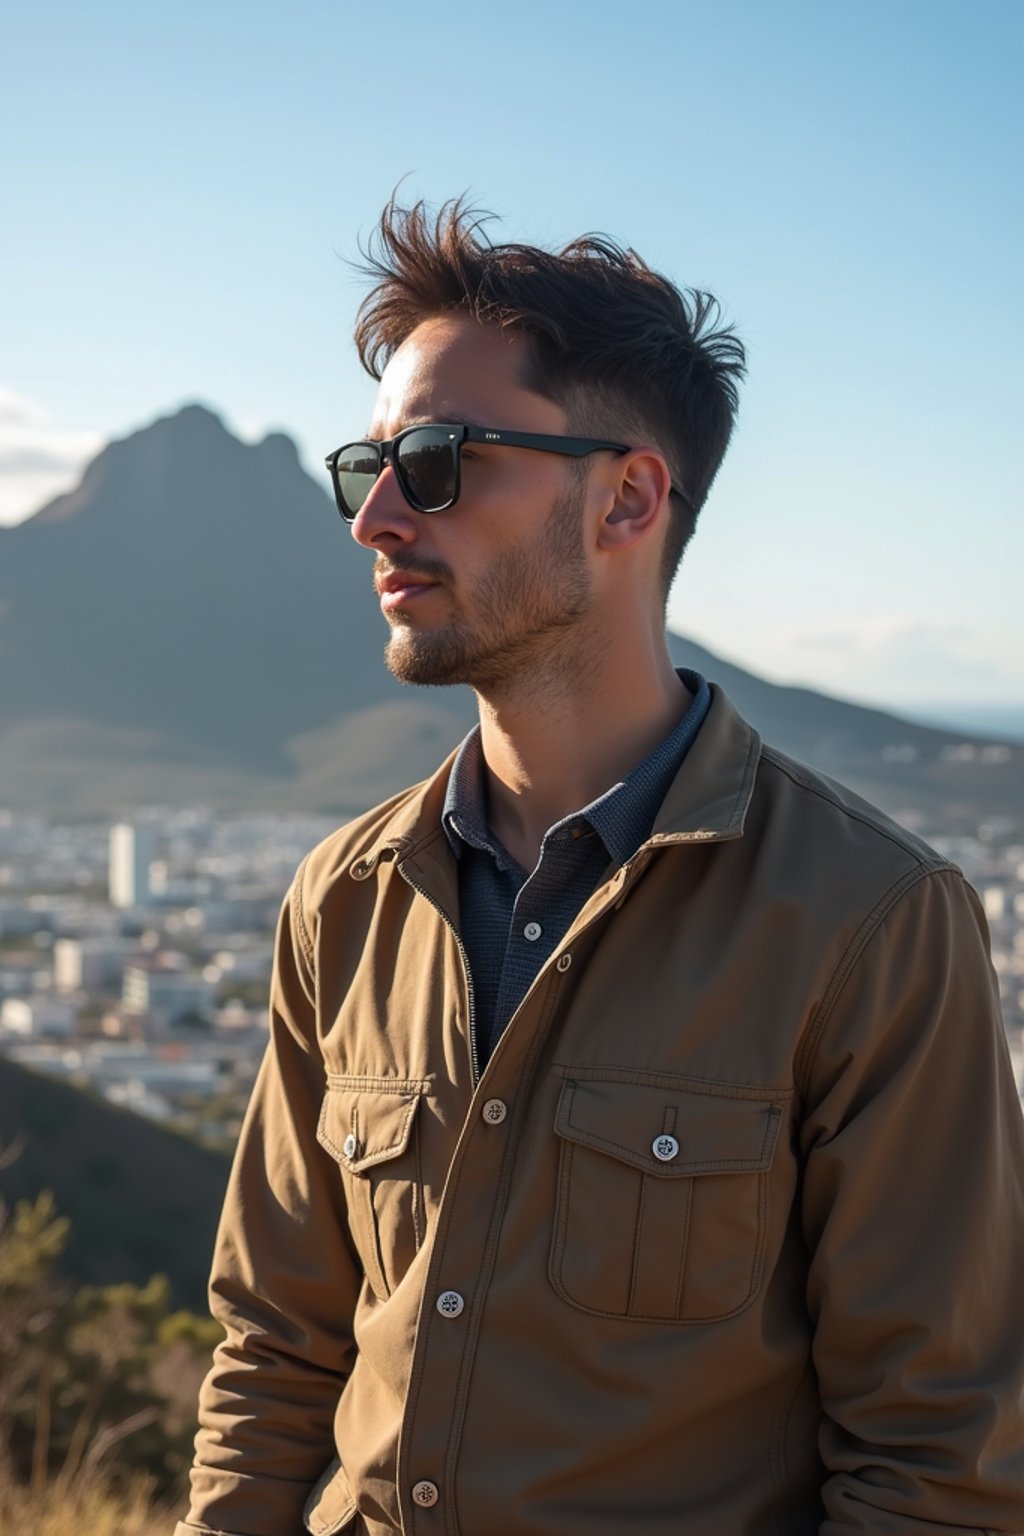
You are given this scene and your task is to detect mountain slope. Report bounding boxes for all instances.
[0,1056,228,1308]
[1,403,1019,819]
[0,404,463,772]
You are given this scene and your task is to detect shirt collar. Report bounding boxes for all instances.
[442,669,711,870]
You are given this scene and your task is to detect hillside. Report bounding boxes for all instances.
[0,1056,228,1309]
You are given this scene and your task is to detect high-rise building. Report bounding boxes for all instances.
[109,823,154,909]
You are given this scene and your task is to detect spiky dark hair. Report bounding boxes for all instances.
[354,195,746,597]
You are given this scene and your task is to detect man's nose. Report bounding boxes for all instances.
[349,463,418,550]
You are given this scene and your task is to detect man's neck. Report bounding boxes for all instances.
[474,637,691,875]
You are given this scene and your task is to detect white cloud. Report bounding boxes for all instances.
[738,618,1020,702]
[0,390,103,525]
[0,390,42,428]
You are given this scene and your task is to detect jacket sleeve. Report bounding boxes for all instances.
[176,858,361,1536]
[798,865,1024,1535]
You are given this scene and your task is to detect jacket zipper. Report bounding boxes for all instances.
[398,865,481,1085]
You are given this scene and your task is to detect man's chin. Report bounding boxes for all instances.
[384,634,470,689]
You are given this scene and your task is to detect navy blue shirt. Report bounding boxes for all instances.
[442,669,711,1064]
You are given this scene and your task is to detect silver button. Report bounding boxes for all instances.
[652,1133,679,1162]
[436,1289,465,1318]
[342,1133,358,1159]
[523,921,542,941]
[556,952,572,972]
[482,1098,507,1125]
[411,1479,439,1507]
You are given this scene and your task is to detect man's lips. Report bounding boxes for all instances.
[375,572,441,612]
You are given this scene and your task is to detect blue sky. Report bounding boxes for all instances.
[3,0,1022,722]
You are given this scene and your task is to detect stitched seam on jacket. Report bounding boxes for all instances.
[324,1074,431,1093]
[394,822,450,863]
[317,1093,421,1166]
[174,1524,251,1536]
[759,748,964,869]
[293,852,315,977]
[552,1062,793,1099]
[673,1177,693,1314]
[550,1084,773,1325]
[559,1130,773,1175]
[556,1080,786,1172]
[626,1166,647,1313]
[730,726,762,833]
[440,969,565,1533]
[794,865,964,1100]
[549,1170,770,1323]
[768,1361,815,1536]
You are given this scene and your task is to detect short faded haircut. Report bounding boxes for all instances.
[353,195,746,600]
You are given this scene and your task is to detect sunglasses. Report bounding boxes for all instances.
[324,422,633,523]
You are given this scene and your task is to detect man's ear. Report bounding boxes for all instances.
[597,448,673,550]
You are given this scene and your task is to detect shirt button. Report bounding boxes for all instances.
[436,1289,465,1318]
[556,953,572,973]
[523,921,543,942]
[652,1133,679,1162]
[342,1133,358,1159]
[411,1480,439,1507]
[482,1098,507,1124]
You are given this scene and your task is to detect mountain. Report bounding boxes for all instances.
[0,403,469,766]
[1,403,1020,822]
[0,403,477,811]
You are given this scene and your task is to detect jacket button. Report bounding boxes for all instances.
[343,1133,358,1159]
[652,1133,679,1162]
[411,1480,439,1507]
[482,1098,507,1125]
[436,1289,465,1318]
[523,921,542,941]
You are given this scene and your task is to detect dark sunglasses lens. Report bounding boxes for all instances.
[335,444,381,520]
[395,427,458,512]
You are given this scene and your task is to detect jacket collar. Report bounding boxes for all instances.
[353,683,761,875]
[647,682,761,844]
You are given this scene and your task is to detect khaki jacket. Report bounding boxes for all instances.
[178,687,1024,1536]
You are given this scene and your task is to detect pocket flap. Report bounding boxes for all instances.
[304,1455,357,1535]
[554,1073,785,1177]
[318,1075,428,1173]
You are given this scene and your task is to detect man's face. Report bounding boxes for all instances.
[349,315,596,690]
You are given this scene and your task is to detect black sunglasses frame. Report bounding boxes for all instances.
[324,423,636,523]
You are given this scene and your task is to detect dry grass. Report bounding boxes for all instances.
[0,1463,175,1536]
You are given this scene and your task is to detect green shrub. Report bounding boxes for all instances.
[0,1187,221,1510]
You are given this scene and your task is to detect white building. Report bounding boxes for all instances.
[54,937,135,995]
[0,995,75,1037]
[122,963,213,1026]
[109,823,155,909]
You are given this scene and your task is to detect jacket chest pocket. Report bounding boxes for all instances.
[316,1075,429,1301]
[550,1072,785,1323]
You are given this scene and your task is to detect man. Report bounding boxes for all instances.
[177,198,1024,1536]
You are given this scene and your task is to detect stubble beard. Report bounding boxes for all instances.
[382,480,593,693]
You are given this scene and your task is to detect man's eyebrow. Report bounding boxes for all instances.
[363,414,487,440]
